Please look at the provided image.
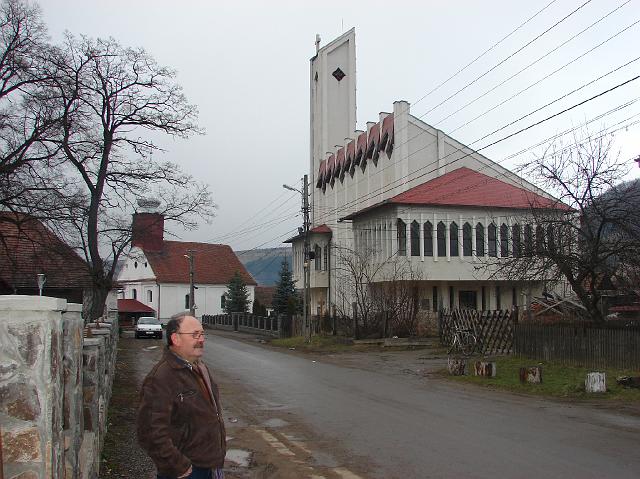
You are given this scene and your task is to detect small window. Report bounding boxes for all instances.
[134,261,138,269]
[144,262,148,268]
[535,225,545,254]
[488,224,497,257]
[512,224,522,257]
[314,245,322,271]
[449,286,454,309]
[410,220,420,256]
[397,219,407,256]
[420,298,430,310]
[500,223,509,257]
[432,286,438,312]
[476,223,485,257]
[450,222,459,257]
[132,288,137,300]
[462,222,472,256]
[437,222,446,257]
[185,294,190,310]
[147,290,152,303]
[496,285,502,310]
[221,294,226,309]
[424,221,433,256]
[323,245,328,270]
[524,224,533,256]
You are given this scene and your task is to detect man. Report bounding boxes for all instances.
[137,315,226,479]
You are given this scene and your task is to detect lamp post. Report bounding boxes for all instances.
[37,273,46,296]
[183,251,196,316]
[283,175,311,342]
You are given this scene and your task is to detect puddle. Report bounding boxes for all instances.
[263,418,289,428]
[226,448,252,467]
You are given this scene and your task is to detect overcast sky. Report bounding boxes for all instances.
[39,0,640,252]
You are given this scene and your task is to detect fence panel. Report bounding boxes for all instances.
[439,309,514,355]
[514,323,640,369]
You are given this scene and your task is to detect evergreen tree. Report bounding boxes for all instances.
[223,271,250,313]
[273,258,298,315]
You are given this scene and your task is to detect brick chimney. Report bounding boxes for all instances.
[131,212,164,252]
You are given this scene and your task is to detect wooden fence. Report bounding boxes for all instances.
[439,309,514,355]
[514,323,640,370]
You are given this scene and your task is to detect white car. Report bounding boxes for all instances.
[135,316,163,339]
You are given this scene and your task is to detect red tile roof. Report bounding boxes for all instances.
[144,241,256,286]
[0,212,92,289]
[118,298,155,313]
[254,286,276,307]
[342,168,569,220]
[311,224,332,234]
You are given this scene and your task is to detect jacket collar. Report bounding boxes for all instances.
[163,347,198,370]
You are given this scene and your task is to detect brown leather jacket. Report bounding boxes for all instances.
[137,348,226,477]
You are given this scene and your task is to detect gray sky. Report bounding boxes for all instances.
[39,0,640,251]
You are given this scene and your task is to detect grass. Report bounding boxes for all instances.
[447,355,640,401]
[270,335,378,353]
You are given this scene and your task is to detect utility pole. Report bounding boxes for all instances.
[185,250,196,316]
[303,174,311,343]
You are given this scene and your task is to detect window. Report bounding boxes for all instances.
[132,288,137,300]
[147,290,152,303]
[134,261,138,269]
[535,225,545,254]
[424,221,433,256]
[432,286,438,312]
[496,284,501,309]
[323,245,328,270]
[314,244,322,271]
[185,294,190,310]
[512,287,518,307]
[410,220,420,256]
[481,286,486,310]
[462,222,472,256]
[524,224,533,256]
[437,222,446,257]
[500,223,509,257]
[450,222,459,257]
[221,294,226,309]
[449,286,454,309]
[397,219,406,256]
[476,223,485,257]
[420,298,430,310]
[547,224,555,253]
[512,224,522,257]
[459,290,477,310]
[488,223,497,257]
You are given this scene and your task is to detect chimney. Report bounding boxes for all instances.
[132,213,164,252]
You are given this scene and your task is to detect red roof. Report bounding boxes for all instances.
[311,224,332,234]
[254,286,276,307]
[118,299,155,313]
[0,212,92,289]
[144,241,256,286]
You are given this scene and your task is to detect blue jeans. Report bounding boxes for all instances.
[157,466,223,479]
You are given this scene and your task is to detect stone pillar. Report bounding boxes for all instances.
[81,337,105,477]
[62,303,84,479]
[0,295,67,479]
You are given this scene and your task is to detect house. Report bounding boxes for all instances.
[286,29,569,325]
[116,210,256,323]
[0,212,91,304]
[253,286,276,316]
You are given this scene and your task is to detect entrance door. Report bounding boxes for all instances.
[459,290,477,310]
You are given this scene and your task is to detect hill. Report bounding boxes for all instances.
[237,247,292,286]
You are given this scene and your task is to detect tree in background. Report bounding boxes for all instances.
[252,299,267,316]
[273,258,299,316]
[224,271,250,313]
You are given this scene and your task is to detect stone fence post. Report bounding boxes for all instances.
[0,296,67,479]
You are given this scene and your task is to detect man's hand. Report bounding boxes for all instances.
[178,465,192,478]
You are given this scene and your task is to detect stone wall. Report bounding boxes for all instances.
[0,296,119,479]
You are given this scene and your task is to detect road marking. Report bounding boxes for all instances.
[333,468,363,479]
[254,428,296,456]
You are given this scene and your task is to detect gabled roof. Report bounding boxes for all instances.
[341,167,569,220]
[118,298,155,314]
[0,212,92,289]
[283,224,332,243]
[254,286,276,307]
[143,241,256,286]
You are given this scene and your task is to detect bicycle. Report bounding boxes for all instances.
[447,327,477,357]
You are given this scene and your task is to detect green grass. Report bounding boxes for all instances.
[448,356,640,401]
[270,335,377,353]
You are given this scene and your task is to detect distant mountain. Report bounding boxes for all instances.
[236,247,292,286]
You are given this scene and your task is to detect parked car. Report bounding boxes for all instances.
[135,316,163,339]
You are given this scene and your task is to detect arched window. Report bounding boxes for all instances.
[524,224,533,256]
[450,222,459,256]
[410,220,420,256]
[476,222,485,257]
[314,244,322,270]
[488,223,497,257]
[132,288,137,300]
[437,221,446,257]
[424,221,433,256]
[500,223,509,257]
[512,224,522,257]
[462,222,472,256]
[535,225,545,254]
[397,219,406,256]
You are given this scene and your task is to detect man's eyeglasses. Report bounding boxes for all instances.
[175,331,205,339]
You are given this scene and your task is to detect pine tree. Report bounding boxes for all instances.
[273,258,298,315]
[223,271,250,313]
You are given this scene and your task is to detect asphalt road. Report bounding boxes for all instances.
[203,333,640,479]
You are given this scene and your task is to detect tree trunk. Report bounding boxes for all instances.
[83,281,110,322]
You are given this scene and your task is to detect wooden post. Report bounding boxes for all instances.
[474,361,496,377]
[447,358,466,375]
[585,372,606,393]
[519,366,542,384]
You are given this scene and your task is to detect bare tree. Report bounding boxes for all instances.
[42,34,214,319]
[486,133,640,323]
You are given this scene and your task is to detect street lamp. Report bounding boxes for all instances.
[283,175,311,342]
[37,273,46,296]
